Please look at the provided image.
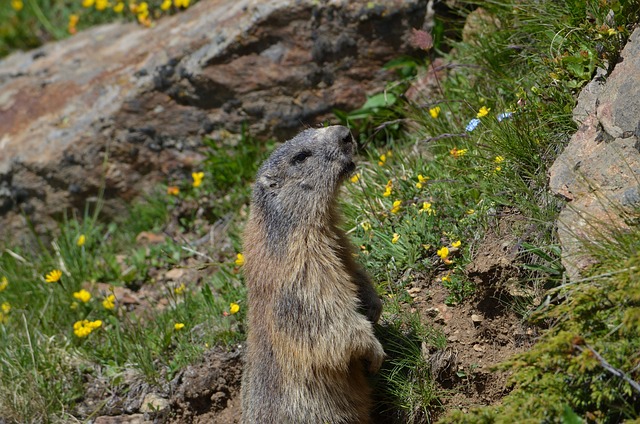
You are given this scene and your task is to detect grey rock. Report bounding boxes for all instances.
[597,29,640,139]
[549,28,640,280]
[139,393,169,413]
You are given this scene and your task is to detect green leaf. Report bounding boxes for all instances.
[561,405,583,424]
[202,283,215,309]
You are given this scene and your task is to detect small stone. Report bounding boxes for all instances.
[165,268,185,281]
[471,313,483,324]
[426,307,445,324]
[94,414,145,424]
[406,287,421,298]
[473,344,485,352]
[140,393,169,413]
[136,231,166,245]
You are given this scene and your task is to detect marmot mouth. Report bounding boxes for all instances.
[339,161,356,179]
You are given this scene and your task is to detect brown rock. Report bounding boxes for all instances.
[0,0,428,241]
[471,313,483,324]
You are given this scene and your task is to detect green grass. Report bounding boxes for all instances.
[1,0,640,422]
[0,0,199,58]
[0,135,254,421]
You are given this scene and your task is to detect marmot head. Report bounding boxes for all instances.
[251,125,356,253]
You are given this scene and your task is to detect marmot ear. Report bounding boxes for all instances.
[258,174,281,189]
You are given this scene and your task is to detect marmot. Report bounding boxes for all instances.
[241,125,385,424]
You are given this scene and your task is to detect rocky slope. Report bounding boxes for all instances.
[0,0,427,240]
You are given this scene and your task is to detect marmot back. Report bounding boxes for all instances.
[241,125,384,424]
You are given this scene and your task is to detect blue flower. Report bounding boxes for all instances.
[497,112,513,122]
[465,118,480,132]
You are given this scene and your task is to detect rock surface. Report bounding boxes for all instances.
[0,0,428,241]
[549,28,640,280]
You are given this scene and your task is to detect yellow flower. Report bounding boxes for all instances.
[96,0,109,10]
[192,172,204,188]
[235,253,245,266]
[383,180,392,197]
[1,302,10,314]
[11,0,23,11]
[160,0,172,10]
[350,173,360,183]
[466,209,475,215]
[68,14,79,34]
[360,221,372,232]
[419,202,435,215]
[174,0,190,7]
[174,283,186,295]
[73,319,102,338]
[451,240,461,248]
[450,147,468,158]
[0,277,7,292]
[429,106,441,119]
[477,106,491,118]
[102,294,116,310]
[494,156,505,164]
[174,322,185,330]
[230,303,240,314]
[494,166,502,173]
[391,200,401,214]
[137,7,151,25]
[378,154,387,166]
[442,273,452,283]
[45,269,62,283]
[82,0,95,7]
[167,186,180,196]
[73,289,92,303]
[77,234,86,247]
[391,233,400,244]
[113,2,124,12]
[437,246,449,260]
[415,174,429,189]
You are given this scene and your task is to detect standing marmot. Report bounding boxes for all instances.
[241,125,385,424]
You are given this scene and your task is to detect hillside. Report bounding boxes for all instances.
[0,1,639,423]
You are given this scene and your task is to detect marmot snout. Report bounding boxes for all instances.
[241,125,384,424]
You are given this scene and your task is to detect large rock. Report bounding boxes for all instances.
[549,28,640,280]
[0,0,428,240]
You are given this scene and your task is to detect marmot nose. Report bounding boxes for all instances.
[340,134,354,146]
[340,135,355,155]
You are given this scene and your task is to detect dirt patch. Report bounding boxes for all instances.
[417,282,534,413]
[81,346,243,424]
[409,214,539,415]
[169,347,243,424]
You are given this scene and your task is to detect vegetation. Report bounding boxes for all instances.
[1,0,639,422]
[0,0,197,57]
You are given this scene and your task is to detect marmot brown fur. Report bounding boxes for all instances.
[241,125,385,424]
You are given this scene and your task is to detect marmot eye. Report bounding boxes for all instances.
[291,150,312,164]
